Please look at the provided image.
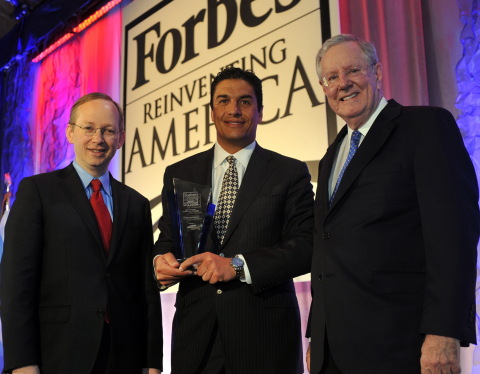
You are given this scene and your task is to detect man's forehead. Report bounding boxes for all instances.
[215,92,254,99]
[214,80,256,98]
[322,43,365,69]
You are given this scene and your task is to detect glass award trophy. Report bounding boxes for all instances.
[166,178,215,261]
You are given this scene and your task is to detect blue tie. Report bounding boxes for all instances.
[330,130,362,204]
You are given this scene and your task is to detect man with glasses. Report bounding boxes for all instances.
[307,34,479,374]
[1,93,163,374]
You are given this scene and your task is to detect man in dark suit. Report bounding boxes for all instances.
[1,93,163,374]
[307,34,479,374]
[153,67,314,374]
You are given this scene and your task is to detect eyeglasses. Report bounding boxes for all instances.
[70,123,120,139]
[321,63,376,89]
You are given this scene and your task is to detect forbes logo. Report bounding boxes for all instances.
[130,0,301,90]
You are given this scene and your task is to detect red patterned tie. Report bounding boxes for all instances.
[90,179,112,253]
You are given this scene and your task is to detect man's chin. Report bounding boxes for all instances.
[87,160,110,171]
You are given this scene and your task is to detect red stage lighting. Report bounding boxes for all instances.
[32,0,122,63]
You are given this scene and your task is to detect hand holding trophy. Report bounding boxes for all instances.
[167,178,215,262]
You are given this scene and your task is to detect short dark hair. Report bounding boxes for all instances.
[210,67,263,111]
[69,92,124,131]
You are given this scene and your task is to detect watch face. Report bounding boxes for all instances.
[232,257,244,267]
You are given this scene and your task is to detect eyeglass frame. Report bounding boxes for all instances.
[69,123,122,138]
[321,63,377,89]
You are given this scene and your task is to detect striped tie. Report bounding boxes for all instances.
[330,130,361,204]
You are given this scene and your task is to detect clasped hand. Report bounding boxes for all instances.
[420,334,460,374]
[154,252,236,286]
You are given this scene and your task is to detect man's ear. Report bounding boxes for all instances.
[375,62,383,89]
[117,130,126,149]
[66,124,74,144]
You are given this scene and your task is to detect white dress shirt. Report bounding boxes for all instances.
[212,141,256,283]
[329,97,388,197]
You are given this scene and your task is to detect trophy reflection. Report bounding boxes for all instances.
[166,178,215,262]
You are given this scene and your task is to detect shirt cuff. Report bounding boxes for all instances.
[152,254,161,280]
[236,254,252,284]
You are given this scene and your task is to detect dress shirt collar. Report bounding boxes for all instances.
[353,97,388,138]
[213,141,256,170]
[72,160,112,196]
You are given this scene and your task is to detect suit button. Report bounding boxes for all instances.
[318,274,323,282]
[97,309,105,318]
[104,272,110,278]
[217,289,223,295]
[322,232,331,240]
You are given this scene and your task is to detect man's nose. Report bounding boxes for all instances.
[228,102,241,115]
[338,71,352,88]
[91,128,105,141]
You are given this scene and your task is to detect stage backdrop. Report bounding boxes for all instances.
[0,0,476,372]
[121,0,334,231]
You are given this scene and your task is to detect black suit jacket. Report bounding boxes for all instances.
[154,144,314,374]
[308,99,479,373]
[1,164,163,374]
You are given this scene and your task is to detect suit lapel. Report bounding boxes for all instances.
[189,148,216,251]
[110,176,129,263]
[190,148,214,187]
[328,100,402,212]
[317,126,347,217]
[220,145,273,246]
[59,164,105,256]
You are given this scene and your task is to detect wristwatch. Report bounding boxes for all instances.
[230,255,245,280]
